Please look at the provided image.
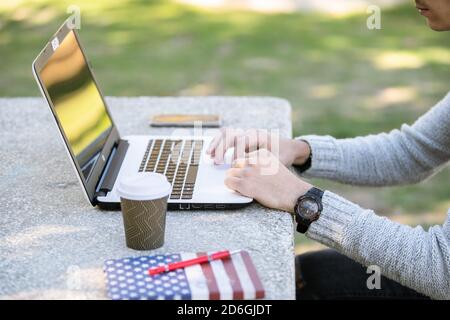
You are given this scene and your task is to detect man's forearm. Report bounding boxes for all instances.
[306,191,450,299]
[294,93,450,186]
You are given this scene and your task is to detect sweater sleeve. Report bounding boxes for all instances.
[307,191,450,299]
[295,92,450,186]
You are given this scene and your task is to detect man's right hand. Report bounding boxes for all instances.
[206,128,311,167]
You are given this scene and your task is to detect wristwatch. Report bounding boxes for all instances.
[294,187,324,233]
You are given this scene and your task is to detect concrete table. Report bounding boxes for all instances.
[0,97,295,300]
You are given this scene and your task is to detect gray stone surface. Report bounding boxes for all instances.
[0,96,295,300]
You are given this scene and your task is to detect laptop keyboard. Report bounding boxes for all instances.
[138,139,203,200]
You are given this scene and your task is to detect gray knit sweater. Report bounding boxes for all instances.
[297,92,450,300]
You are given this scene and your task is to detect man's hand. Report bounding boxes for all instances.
[206,128,311,167]
[225,149,313,213]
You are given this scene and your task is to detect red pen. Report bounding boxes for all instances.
[148,250,241,276]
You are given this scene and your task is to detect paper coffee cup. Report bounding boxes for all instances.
[116,173,171,250]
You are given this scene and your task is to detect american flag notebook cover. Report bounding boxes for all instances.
[103,251,265,300]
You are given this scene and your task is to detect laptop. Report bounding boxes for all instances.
[32,19,252,210]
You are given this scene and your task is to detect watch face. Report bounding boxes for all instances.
[299,198,319,219]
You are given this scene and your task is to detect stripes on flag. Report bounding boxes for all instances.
[104,250,265,300]
[181,251,265,300]
[197,252,220,300]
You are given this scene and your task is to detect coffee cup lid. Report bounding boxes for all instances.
[116,172,171,201]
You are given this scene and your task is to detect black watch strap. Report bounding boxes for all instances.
[296,154,311,173]
[294,140,312,173]
[307,187,324,199]
[295,187,324,233]
[296,220,309,233]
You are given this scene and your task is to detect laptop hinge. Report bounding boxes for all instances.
[94,139,129,199]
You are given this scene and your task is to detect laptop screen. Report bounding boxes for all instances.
[39,30,112,180]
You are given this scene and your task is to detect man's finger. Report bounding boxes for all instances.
[232,157,250,168]
[242,150,260,165]
[242,149,273,166]
[224,176,242,192]
[214,129,241,164]
[233,136,247,161]
[206,129,225,155]
[245,129,259,154]
[226,167,244,178]
[245,150,260,158]
[213,138,227,164]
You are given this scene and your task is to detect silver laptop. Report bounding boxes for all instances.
[32,20,252,210]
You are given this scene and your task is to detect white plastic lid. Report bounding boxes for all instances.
[116,172,171,201]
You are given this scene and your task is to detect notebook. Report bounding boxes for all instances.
[103,250,265,300]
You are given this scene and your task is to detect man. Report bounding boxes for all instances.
[207,0,450,299]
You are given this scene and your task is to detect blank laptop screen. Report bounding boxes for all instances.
[39,30,112,179]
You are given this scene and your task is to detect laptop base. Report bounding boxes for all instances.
[97,201,253,211]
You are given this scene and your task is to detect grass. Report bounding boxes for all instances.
[1,0,449,252]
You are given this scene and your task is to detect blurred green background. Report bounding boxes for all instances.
[1,0,449,253]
